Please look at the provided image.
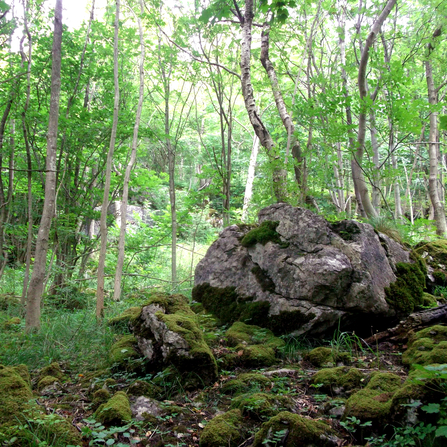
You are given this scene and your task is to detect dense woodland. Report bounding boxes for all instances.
[1,1,447,446]
[0,0,446,326]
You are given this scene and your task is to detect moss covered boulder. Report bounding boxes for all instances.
[199,409,246,447]
[414,239,447,289]
[311,366,364,394]
[402,325,447,367]
[94,391,132,425]
[109,334,142,371]
[231,392,292,420]
[132,292,218,386]
[252,411,336,447]
[108,306,142,331]
[0,364,81,446]
[223,322,284,368]
[222,373,272,395]
[194,203,418,338]
[344,372,402,424]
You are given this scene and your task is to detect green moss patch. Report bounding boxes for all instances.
[226,322,284,348]
[305,346,350,367]
[94,391,132,425]
[37,375,60,391]
[107,306,142,330]
[311,367,364,394]
[402,325,447,367]
[240,221,287,248]
[199,409,246,447]
[127,380,162,399]
[38,362,64,382]
[109,334,141,371]
[344,372,402,423]
[222,373,272,395]
[231,392,292,420]
[252,411,335,447]
[385,254,426,314]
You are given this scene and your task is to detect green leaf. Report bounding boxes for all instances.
[421,403,440,414]
[436,425,447,437]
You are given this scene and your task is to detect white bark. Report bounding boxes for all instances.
[242,133,259,221]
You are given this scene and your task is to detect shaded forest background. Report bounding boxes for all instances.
[0,0,447,329]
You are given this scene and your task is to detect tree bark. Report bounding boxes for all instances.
[96,0,120,318]
[113,0,145,301]
[25,0,63,331]
[353,0,397,218]
[242,133,259,221]
[425,54,447,236]
[239,0,287,202]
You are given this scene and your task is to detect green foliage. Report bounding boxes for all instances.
[81,418,138,446]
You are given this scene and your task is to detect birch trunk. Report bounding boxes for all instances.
[240,0,287,202]
[96,0,120,318]
[113,0,145,301]
[242,134,259,221]
[25,0,63,330]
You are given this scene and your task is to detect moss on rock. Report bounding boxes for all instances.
[127,380,162,399]
[107,306,142,330]
[385,254,426,314]
[305,346,349,367]
[199,409,245,447]
[38,362,64,382]
[402,325,447,367]
[231,392,292,420]
[240,221,287,248]
[422,293,438,308]
[109,335,141,371]
[311,366,364,393]
[92,388,111,408]
[252,411,335,447]
[37,375,60,391]
[222,373,272,395]
[226,322,284,348]
[94,391,132,425]
[344,372,402,423]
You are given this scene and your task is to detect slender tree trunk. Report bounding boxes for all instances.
[113,0,145,301]
[96,0,120,318]
[425,56,447,235]
[370,110,380,210]
[353,0,396,218]
[25,0,63,331]
[242,133,259,221]
[239,0,287,202]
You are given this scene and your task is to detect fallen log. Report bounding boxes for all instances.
[365,304,447,345]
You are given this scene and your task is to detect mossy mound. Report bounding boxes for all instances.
[107,306,142,330]
[132,292,218,386]
[402,325,447,367]
[305,346,350,367]
[422,292,439,308]
[0,364,81,446]
[252,411,335,447]
[127,380,162,399]
[311,367,364,394]
[222,373,272,395]
[344,372,402,424]
[38,362,64,382]
[240,220,287,248]
[231,392,292,420]
[384,254,426,314]
[226,322,284,349]
[199,409,246,447]
[94,391,132,425]
[109,335,142,371]
[37,375,60,391]
[414,239,447,270]
[92,388,111,408]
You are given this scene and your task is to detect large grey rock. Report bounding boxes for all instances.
[193,203,415,337]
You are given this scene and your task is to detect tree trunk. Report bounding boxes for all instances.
[240,0,287,202]
[114,0,145,301]
[25,0,63,331]
[242,133,259,221]
[352,0,397,218]
[96,0,120,318]
[425,56,447,236]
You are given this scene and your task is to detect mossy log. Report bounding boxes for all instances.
[365,303,447,344]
